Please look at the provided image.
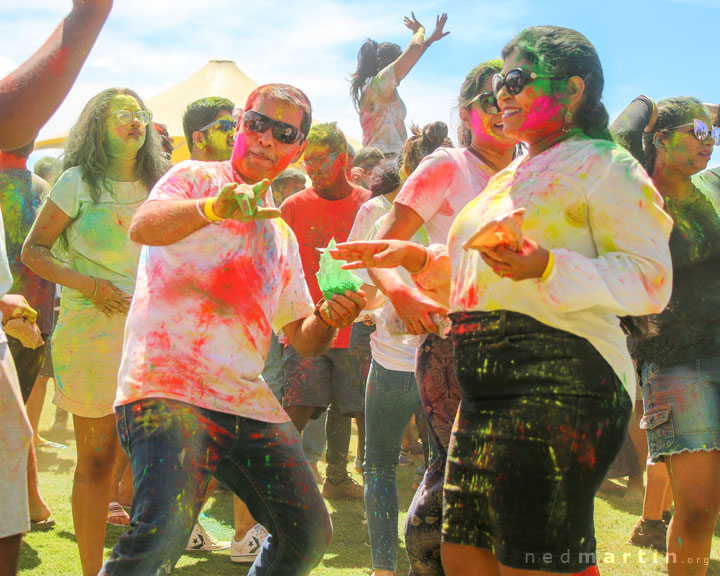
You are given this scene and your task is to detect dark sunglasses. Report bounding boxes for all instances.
[493,68,564,96]
[662,118,720,146]
[198,118,237,133]
[242,110,304,144]
[467,92,501,114]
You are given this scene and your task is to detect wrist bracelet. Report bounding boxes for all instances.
[540,251,554,281]
[313,299,334,328]
[89,276,98,299]
[412,245,431,276]
[203,197,224,222]
[195,198,215,224]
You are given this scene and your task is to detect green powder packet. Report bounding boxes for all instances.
[316,238,363,299]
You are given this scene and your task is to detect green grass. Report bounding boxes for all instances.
[20,387,720,575]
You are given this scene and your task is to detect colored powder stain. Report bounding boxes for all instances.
[47,47,70,77]
[564,202,587,229]
[521,95,561,131]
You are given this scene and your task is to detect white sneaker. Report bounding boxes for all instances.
[230,524,269,563]
[186,523,231,551]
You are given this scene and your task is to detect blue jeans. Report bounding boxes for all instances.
[101,398,331,575]
[363,360,420,572]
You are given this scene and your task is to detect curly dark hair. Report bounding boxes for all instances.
[62,88,171,202]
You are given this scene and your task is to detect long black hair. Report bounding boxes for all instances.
[350,40,402,111]
[63,88,170,202]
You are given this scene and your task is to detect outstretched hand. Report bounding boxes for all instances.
[213,179,282,223]
[403,12,424,33]
[330,239,426,273]
[427,13,449,44]
[0,294,37,324]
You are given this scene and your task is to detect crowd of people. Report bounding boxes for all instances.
[0,3,718,576]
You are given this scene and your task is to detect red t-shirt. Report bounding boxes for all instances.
[281,185,371,348]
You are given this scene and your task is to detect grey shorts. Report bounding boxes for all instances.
[282,345,364,418]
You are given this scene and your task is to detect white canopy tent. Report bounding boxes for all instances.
[35,59,362,164]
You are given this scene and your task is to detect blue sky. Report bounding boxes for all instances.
[1,0,718,168]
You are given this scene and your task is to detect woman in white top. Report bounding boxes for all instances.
[350,12,448,157]
[366,59,518,576]
[332,26,673,576]
[23,88,169,575]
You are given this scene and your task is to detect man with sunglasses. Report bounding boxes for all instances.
[281,123,371,500]
[183,95,277,563]
[182,96,236,162]
[101,84,366,575]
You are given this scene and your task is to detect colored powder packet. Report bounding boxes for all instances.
[316,238,363,299]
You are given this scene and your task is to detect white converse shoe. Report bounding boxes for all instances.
[230,524,269,563]
[185,523,231,551]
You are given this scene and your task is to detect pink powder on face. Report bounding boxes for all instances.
[231,133,250,168]
[521,95,561,131]
[471,108,503,144]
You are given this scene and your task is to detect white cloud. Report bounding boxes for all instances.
[0,56,18,77]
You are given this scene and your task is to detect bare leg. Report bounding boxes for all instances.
[642,462,670,521]
[627,401,648,472]
[666,451,720,576]
[0,534,22,576]
[25,376,49,444]
[109,448,131,506]
[284,405,315,432]
[442,542,586,576]
[26,437,51,522]
[441,543,501,576]
[233,496,256,540]
[72,413,119,576]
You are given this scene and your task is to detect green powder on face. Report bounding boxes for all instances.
[316,238,363,299]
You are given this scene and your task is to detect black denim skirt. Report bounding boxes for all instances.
[442,310,631,573]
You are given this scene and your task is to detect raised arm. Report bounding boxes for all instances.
[391,12,449,85]
[610,95,656,164]
[0,0,113,150]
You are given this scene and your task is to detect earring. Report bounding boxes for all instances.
[562,108,573,133]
